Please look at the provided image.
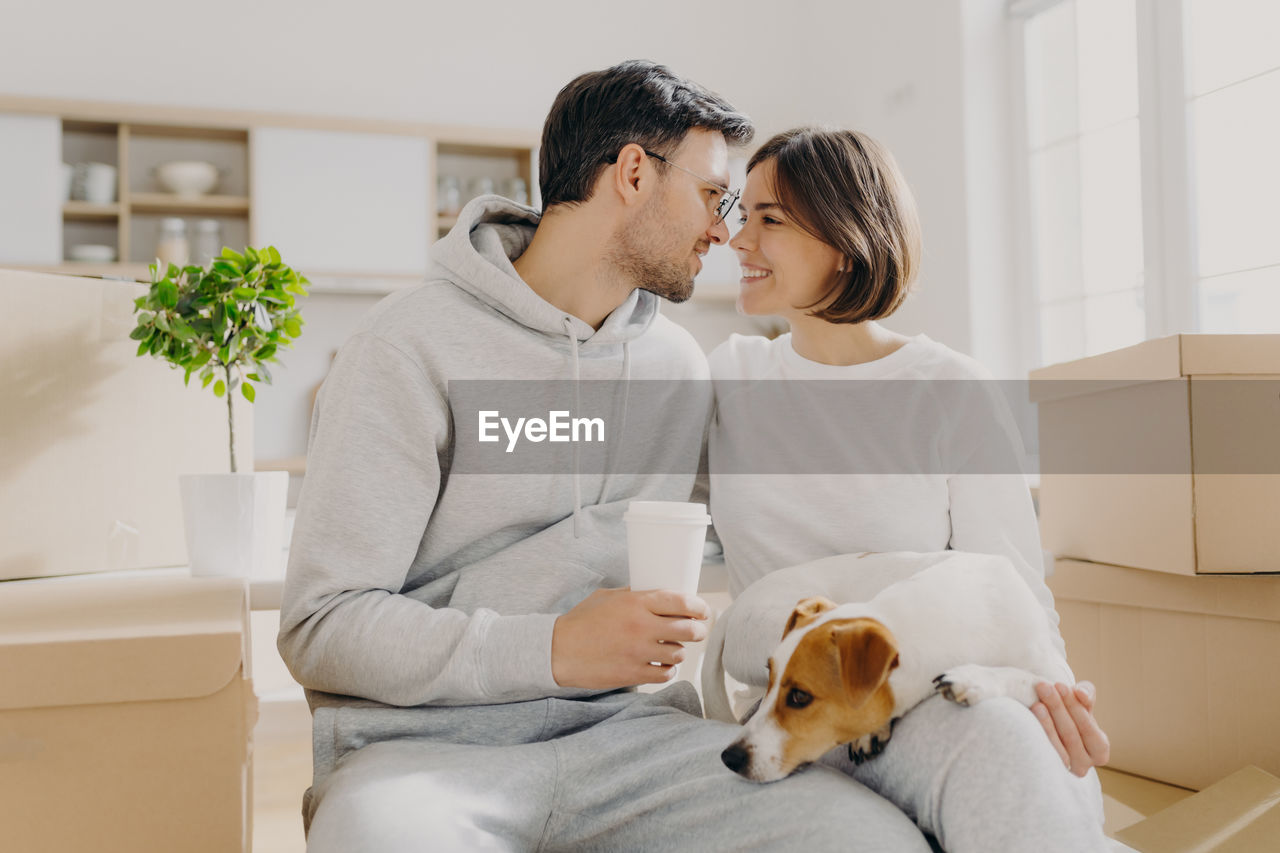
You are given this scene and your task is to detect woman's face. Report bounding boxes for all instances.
[728,160,844,320]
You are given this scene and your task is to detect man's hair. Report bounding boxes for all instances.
[539,60,754,210]
[748,127,921,324]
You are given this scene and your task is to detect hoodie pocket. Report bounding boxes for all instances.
[448,554,604,616]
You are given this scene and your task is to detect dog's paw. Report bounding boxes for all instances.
[846,724,894,765]
[933,665,998,706]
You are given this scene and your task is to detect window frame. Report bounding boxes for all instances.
[1009,0,1201,371]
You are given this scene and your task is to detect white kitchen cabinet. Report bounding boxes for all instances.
[0,113,61,264]
[251,127,429,276]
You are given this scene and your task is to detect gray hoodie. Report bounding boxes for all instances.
[277,196,708,719]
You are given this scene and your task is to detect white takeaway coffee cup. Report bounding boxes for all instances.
[624,501,711,596]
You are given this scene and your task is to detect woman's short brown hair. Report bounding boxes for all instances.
[748,127,921,324]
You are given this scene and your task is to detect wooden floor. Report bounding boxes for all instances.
[253,699,312,853]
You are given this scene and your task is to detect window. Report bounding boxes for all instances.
[1185,0,1280,333]
[1013,0,1280,366]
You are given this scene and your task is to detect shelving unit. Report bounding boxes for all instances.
[1,95,540,292]
[56,115,253,270]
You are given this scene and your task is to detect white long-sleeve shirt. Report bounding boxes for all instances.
[708,331,1066,656]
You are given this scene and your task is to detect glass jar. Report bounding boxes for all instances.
[192,219,222,268]
[437,176,462,217]
[468,176,496,204]
[156,218,189,268]
[502,177,529,206]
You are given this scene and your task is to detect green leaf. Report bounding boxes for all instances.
[213,379,226,397]
[136,340,150,357]
[266,246,281,265]
[171,318,195,341]
[201,372,214,389]
[244,247,260,264]
[212,260,239,277]
[232,287,257,301]
[129,325,150,341]
[166,262,180,281]
[241,382,256,403]
[283,317,302,338]
[154,313,172,333]
[220,247,245,264]
[157,280,178,309]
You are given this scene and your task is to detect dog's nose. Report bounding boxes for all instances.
[721,743,750,774]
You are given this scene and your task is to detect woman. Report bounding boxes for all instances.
[708,127,1111,852]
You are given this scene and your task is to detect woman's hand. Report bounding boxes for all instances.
[1030,680,1111,777]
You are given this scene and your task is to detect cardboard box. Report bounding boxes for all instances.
[1115,766,1280,852]
[1050,558,1280,790]
[1032,333,1280,575]
[0,573,257,851]
[0,268,250,581]
[1098,767,1195,837]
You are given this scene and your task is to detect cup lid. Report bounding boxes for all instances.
[624,500,710,524]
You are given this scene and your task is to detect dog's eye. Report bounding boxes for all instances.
[786,688,813,709]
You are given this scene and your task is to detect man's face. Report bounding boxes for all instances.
[610,129,732,303]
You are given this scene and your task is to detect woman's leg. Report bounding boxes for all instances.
[822,694,1108,853]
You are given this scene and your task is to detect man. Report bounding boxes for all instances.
[278,60,932,851]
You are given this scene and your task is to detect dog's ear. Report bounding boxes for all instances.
[783,596,838,638]
[833,619,900,707]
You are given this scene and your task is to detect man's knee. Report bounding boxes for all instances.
[307,743,513,853]
[308,770,446,852]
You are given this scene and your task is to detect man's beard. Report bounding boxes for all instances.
[608,194,699,303]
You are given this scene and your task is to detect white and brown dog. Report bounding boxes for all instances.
[702,551,1072,782]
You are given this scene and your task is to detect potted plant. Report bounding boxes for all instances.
[130,246,309,577]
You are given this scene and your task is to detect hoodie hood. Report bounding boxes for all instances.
[429,194,660,346]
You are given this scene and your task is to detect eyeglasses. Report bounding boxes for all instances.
[642,149,739,226]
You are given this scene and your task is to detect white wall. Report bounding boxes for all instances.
[4,0,1027,455]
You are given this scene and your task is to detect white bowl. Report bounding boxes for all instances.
[69,243,117,262]
[155,161,219,197]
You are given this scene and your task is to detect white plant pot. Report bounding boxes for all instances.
[179,472,289,578]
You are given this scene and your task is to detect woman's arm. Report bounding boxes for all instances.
[946,472,1067,660]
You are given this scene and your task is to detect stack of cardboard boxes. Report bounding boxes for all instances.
[0,269,257,851]
[1032,333,1280,845]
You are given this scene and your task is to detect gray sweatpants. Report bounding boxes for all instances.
[824,694,1109,853]
[305,683,932,852]
[305,685,1107,852]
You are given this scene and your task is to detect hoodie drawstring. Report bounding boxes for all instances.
[599,341,631,506]
[563,316,583,538]
[562,320,633,538]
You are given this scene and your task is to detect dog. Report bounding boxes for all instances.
[701,551,1072,782]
